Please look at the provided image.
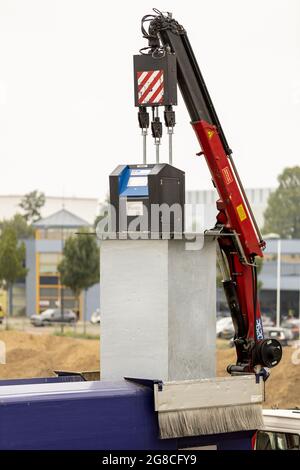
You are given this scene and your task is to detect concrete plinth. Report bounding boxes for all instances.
[100,236,216,381]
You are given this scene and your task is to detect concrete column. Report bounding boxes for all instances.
[100,236,216,381]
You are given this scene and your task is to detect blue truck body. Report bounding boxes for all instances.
[0,377,254,450]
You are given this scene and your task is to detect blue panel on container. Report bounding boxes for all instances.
[121,186,149,197]
[119,168,149,197]
[118,166,130,195]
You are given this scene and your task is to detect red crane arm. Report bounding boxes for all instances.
[138,10,282,376]
[193,119,265,368]
[192,119,263,369]
[192,120,263,259]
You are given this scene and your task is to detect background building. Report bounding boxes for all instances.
[28,208,100,319]
[186,187,274,229]
[3,208,100,319]
[0,195,99,225]
[260,239,300,320]
[186,189,300,320]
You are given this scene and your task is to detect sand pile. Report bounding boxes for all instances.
[0,330,99,379]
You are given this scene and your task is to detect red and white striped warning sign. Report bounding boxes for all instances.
[137,70,164,105]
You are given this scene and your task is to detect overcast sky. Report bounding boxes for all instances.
[0,0,299,202]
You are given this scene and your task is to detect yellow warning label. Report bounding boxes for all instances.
[236,203,247,222]
[207,130,214,139]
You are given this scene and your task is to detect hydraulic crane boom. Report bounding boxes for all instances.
[135,10,282,377]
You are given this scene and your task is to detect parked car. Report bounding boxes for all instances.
[216,316,234,339]
[216,310,231,319]
[261,315,275,327]
[90,308,101,324]
[30,308,77,327]
[229,325,293,348]
[256,410,300,450]
[263,326,293,347]
[281,319,300,340]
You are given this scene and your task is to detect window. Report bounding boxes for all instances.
[256,431,300,450]
[281,254,300,264]
[62,287,76,298]
[40,276,59,285]
[259,188,264,203]
[62,299,78,309]
[40,287,59,298]
[38,229,75,240]
[39,253,62,274]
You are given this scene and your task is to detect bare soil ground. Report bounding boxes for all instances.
[0,331,299,409]
[0,331,99,379]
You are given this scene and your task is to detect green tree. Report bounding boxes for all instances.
[94,194,110,229]
[58,230,100,330]
[0,226,28,316]
[0,214,34,239]
[19,190,46,223]
[263,166,300,238]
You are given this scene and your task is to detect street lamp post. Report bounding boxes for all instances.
[298,275,300,343]
[276,239,281,328]
[60,221,65,334]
